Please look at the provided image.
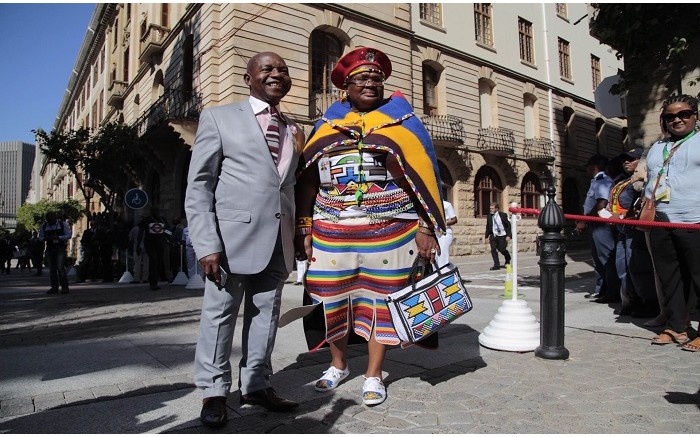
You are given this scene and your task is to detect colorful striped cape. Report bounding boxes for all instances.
[300,91,446,231]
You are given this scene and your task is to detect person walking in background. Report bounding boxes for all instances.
[295,47,444,407]
[39,211,72,294]
[29,231,44,276]
[0,235,12,274]
[185,51,304,428]
[645,94,700,351]
[96,219,114,282]
[576,154,619,303]
[129,222,148,283]
[437,200,457,267]
[485,203,511,270]
[139,207,168,291]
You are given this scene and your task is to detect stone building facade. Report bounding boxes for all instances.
[45,3,626,257]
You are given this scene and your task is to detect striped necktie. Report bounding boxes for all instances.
[266,107,281,165]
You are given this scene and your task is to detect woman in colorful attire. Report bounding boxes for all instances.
[294,47,445,405]
[646,94,700,351]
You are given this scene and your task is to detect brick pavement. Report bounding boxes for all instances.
[1,252,698,433]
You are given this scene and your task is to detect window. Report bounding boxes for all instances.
[520,173,541,214]
[100,48,105,73]
[478,78,494,128]
[591,55,601,91]
[161,4,169,27]
[474,166,502,217]
[419,3,442,28]
[474,4,493,47]
[92,62,98,86]
[555,3,567,19]
[558,38,571,80]
[309,31,343,119]
[423,64,439,115]
[563,105,575,148]
[92,101,98,128]
[113,19,119,46]
[518,17,534,64]
[126,3,131,21]
[123,47,129,82]
[183,34,194,94]
[99,90,104,122]
[523,93,538,138]
[438,160,454,202]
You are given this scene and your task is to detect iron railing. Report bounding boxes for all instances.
[420,115,464,143]
[476,127,515,155]
[309,87,342,120]
[134,88,202,136]
[523,137,555,162]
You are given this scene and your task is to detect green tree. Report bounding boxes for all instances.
[16,199,85,231]
[590,4,700,94]
[33,122,148,216]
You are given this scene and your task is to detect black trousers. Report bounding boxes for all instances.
[648,226,700,333]
[489,235,511,267]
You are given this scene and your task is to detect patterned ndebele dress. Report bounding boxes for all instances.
[298,91,446,347]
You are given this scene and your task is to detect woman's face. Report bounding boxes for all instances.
[622,158,638,175]
[345,68,385,112]
[662,101,697,139]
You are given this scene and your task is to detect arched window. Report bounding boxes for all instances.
[520,172,541,215]
[423,64,439,115]
[309,30,343,119]
[478,78,494,128]
[474,166,502,217]
[438,160,454,202]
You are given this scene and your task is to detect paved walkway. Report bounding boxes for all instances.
[0,250,698,433]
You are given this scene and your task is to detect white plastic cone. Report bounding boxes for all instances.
[185,262,204,289]
[118,250,134,283]
[171,245,189,285]
[478,300,540,351]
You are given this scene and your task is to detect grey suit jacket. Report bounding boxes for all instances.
[185,101,300,274]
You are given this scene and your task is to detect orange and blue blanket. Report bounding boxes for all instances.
[300,91,446,231]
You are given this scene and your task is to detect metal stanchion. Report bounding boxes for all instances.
[118,249,134,283]
[171,244,189,285]
[534,185,570,360]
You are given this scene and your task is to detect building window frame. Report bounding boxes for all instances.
[474,4,494,48]
[591,54,601,91]
[518,17,534,65]
[309,30,343,119]
[423,64,439,116]
[419,3,443,28]
[558,37,572,80]
[520,172,542,215]
[474,166,502,218]
[555,3,567,19]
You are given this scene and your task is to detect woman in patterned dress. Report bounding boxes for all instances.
[294,47,445,405]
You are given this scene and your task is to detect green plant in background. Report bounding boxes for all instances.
[16,199,85,231]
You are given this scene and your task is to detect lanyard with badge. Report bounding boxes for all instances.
[654,129,696,201]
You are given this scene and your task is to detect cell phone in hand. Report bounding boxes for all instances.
[217,265,229,290]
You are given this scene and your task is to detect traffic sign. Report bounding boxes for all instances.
[124,188,148,209]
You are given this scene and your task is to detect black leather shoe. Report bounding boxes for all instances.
[200,396,227,428]
[489,266,500,271]
[240,387,298,412]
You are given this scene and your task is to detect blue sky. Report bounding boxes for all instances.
[0,3,95,144]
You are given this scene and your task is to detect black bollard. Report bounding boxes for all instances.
[535,184,570,360]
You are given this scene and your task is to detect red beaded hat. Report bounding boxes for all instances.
[331,47,392,89]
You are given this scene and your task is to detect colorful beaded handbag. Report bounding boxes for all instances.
[385,258,473,344]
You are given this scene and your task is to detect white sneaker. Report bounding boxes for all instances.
[314,365,350,392]
[362,376,386,406]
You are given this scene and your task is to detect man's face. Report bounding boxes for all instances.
[244,53,291,106]
[489,205,497,214]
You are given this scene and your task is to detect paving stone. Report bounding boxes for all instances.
[91,385,121,399]
[63,388,94,403]
[116,380,146,395]
[32,392,66,411]
[0,397,34,417]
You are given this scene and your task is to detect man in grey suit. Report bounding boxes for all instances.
[185,52,304,428]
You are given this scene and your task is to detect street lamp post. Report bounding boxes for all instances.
[535,178,570,360]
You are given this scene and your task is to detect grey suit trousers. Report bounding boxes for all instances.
[194,230,288,398]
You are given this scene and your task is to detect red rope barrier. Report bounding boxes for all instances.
[508,207,700,230]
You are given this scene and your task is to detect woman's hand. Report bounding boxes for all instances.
[294,235,313,261]
[415,231,440,263]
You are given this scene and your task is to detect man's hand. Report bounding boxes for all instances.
[199,252,222,286]
[506,236,511,242]
[575,221,586,234]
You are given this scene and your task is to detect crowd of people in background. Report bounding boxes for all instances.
[575,94,700,353]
